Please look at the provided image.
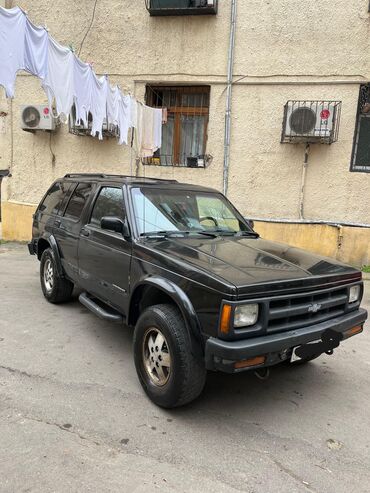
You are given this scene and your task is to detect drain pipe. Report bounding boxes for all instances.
[299,143,310,219]
[223,0,237,196]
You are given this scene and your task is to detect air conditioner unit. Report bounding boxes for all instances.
[281,100,342,144]
[20,104,58,132]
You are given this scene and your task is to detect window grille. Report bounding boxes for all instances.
[144,85,210,168]
[350,84,370,173]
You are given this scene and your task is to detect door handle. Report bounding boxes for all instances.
[54,219,61,227]
[81,228,90,237]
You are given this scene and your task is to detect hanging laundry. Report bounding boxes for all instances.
[106,84,121,126]
[42,36,74,122]
[90,73,108,140]
[0,6,27,98]
[153,107,162,151]
[24,18,48,81]
[0,6,161,156]
[73,57,93,126]
[135,104,162,158]
[117,93,132,146]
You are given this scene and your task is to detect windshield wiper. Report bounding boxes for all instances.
[140,230,218,239]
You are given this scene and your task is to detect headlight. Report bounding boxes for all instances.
[349,285,361,303]
[234,304,259,327]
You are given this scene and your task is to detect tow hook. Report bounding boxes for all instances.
[254,368,270,380]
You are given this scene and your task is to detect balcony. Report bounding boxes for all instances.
[145,0,218,16]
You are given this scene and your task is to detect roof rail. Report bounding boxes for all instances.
[63,173,178,183]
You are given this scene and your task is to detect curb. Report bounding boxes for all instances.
[362,272,370,281]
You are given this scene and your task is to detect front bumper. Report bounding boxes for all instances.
[205,308,368,373]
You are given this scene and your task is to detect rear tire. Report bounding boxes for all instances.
[40,248,74,303]
[133,304,206,408]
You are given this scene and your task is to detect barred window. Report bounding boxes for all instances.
[145,85,210,168]
[351,84,370,173]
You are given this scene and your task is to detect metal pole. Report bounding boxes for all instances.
[223,0,237,196]
[299,143,310,219]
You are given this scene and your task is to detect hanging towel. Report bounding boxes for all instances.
[0,6,27,98]
[117,93,132,145]
[135,104,162,158]
[24,18,48,81]
[73,57,93,126]
[106,84,121,126]
[42,37,74,122]
[90,74,108,140]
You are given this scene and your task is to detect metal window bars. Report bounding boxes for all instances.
[145,0,218,16]
[143,85,211,168]
[281,100,342,145]
[350,84,370,173]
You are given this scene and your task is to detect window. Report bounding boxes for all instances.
[39,182,73,216]
[145,0,218,16]
[90,187,125,227]
[145,86,210,167]
[132,187,249,235]
[351,84,370,172]
[64,183,92,220]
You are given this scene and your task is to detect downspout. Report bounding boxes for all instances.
[223,0,237,196]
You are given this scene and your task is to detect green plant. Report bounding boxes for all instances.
[362,265,370,273]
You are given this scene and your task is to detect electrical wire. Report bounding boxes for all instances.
[78,0,99,57]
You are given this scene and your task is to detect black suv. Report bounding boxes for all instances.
[29,174,367,407]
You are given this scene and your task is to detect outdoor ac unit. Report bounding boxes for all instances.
[281,100,341,144]
[20,105,58,132]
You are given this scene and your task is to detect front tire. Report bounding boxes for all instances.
[133,304,206,408]
[40,248,74,303]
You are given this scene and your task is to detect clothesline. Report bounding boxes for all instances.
[0,5,162,158]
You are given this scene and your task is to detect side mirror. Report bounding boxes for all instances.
[245,219,255,230]
[101,216,130,237]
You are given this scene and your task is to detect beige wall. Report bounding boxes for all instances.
[1,0,370,259]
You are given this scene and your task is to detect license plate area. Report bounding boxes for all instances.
[291,339,321,362]
[290,329,343,362]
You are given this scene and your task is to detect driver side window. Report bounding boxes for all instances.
[90,187,125,228]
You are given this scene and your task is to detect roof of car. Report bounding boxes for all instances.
[61,173,219,193]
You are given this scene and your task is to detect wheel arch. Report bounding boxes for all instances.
[128,277,204,359]
[37,234,64,277]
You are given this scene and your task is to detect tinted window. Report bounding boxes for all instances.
[90,187,125,227]
[64,183,92,220]
[39,182,71,216]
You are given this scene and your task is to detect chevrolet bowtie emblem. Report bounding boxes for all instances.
[308,303,322,314]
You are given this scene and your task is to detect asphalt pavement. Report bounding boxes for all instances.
[1,243,370,493]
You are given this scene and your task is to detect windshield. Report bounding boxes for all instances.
[131,187,252,236]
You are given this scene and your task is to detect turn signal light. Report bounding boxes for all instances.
[220,304,232,334]
[344,325,363,338]
[234,355,266,369]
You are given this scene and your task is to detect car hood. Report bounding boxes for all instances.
[152,236,360,296]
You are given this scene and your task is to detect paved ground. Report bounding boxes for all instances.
[1,243,370,493]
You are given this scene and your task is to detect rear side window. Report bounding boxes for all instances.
[90,187,125,227]
[64,183,93,220]
[39,182,70,216]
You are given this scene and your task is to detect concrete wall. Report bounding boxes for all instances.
[0,0,369,264]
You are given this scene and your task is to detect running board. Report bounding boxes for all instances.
[79,292,123,324]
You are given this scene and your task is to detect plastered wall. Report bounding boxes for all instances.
[0,0,369,255]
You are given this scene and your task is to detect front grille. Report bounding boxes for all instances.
[267,286,348,334]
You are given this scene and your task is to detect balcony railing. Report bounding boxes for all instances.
[145,0,218,16]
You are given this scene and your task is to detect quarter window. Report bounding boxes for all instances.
[39,182,72,216]
[90,187,125,227]
[64,183,92,220]
[145,85,210,167]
